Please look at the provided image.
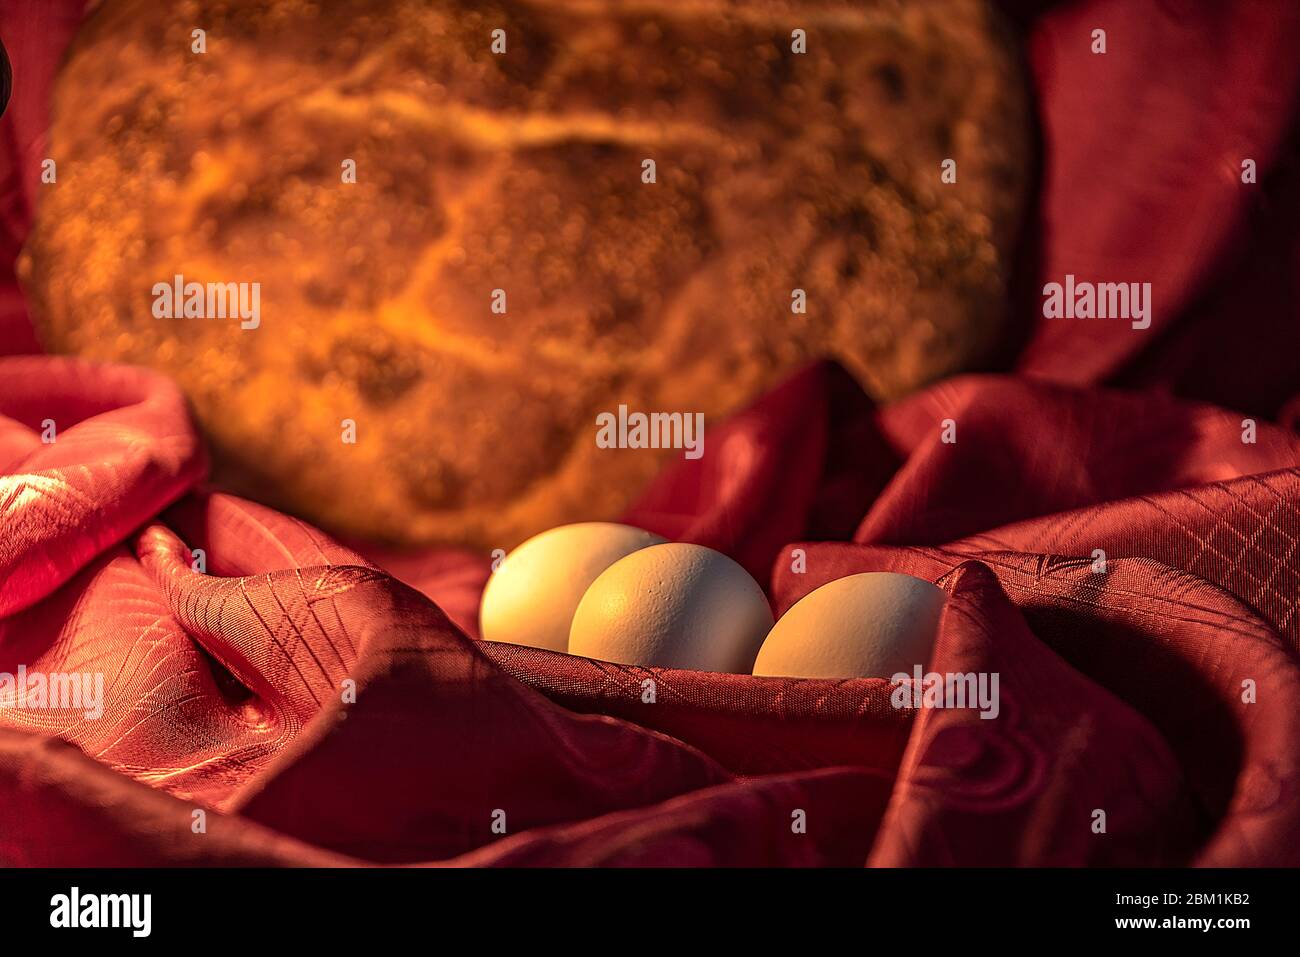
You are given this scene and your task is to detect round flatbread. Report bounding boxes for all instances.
[21,0,1030,547]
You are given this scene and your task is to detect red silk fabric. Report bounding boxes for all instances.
[2,0,1300,866]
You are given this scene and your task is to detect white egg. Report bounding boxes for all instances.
[479,522,667,652]
[569,543,774,673]
[752,572,945,679]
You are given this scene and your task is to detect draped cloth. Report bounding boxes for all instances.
[2,0,1299,866]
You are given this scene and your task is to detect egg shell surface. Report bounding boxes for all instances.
[479,522,667,652]
[569,542,774,673]
[752,572,946,679]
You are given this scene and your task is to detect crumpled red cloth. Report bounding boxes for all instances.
[2,0,1300,866]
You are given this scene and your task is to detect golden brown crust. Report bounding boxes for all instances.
[21,0,1029,547]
